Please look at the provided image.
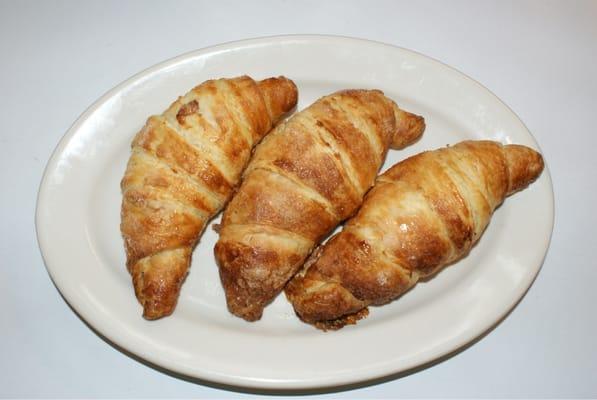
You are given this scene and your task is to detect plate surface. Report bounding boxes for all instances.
[36,35,554,389]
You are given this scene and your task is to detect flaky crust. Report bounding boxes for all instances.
[285,140,544,329]
[120,75,298,319]
[214,89,425,321]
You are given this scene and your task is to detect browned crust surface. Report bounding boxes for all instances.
[120,76,298,319]
[216,89,425,321]
[286,140,544,329]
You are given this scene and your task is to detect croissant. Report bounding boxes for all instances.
[120,75,298,319]
[214,89,425,321]
[285,140,544,330]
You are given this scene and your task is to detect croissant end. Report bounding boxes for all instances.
[504,144,544,195]
[285,275,367,328]
[214,240,273,321]
[257,76,299,124]
[390,107,425,149]
[128,247,191,319]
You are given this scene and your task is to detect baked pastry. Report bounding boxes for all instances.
[120,75,298,319]
[285,140,544,329]
[214,89,425,321]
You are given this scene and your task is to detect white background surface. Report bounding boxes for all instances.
[2,0,596,397]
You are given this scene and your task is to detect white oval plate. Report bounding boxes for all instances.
[36,35,553,390]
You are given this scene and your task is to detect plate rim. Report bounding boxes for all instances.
[35,34,555,390]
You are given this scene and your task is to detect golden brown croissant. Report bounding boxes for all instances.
[214,89,425,321]
[285,140,544,330]
[120,75,298,319]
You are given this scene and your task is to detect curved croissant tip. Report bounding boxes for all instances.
[136,277,180,320]
[128,248,191,320]
[220,267,266,321]
[142,300,175,320]
[504,144,544,194]
[391,110,425,150]
[257,76,298,121]
[286,278,368,330]
[226,300,264,322]
[214,240,272,322]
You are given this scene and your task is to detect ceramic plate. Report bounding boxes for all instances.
[36,35,554,389]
